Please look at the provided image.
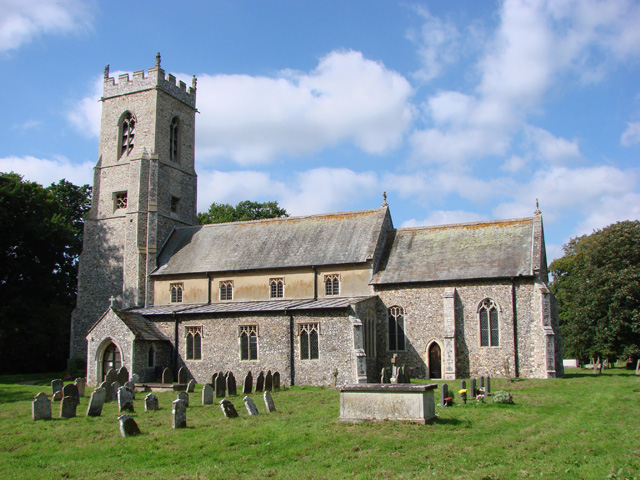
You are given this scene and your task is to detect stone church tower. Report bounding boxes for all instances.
[69,55,198,359]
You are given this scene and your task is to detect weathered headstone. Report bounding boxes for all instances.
[178,367,188,384]
[227,372,237,396]
[74,377,86,397]
[255,372,265,392]
[32,392,51,420]
[118,386,134,412]
[485,377,491,394]
[105,368,117,385]
[124,380,136,399]
[211,373,218,386]
[117,366,129,385]
[243,396,259,415]
[52,390,63,401]
[177,391,189,407]
[51,379,63,395]
[460,380,467,390]
[215,374,226,398]
[242,371,253,395]
[202,384,214,405]
[131,373,140,384]
[62,383,80,405]
[100,380,112,403]
[479,376,485,389]
[265,370,273,392]
[60,396,77,418]
[470,378,477,398]
[144,393,159,412]
[186,379,196,393]
[118,414,140,437]
[440,384,448,407]
[172,399,187,429]
[273,372,281,391]
[220,398,239,418]
[162,367,173,384]
[263,391,276,412]
[86,387,106,416]
[110,381,121,402]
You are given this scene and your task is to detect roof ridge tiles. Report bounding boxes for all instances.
[395,216,534,233]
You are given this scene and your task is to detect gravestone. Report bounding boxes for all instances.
[202,384,214,405]
[381,367,390,384]
[460,380,466,390]
[117,386,134,412]
[118,414,140,437]
[74,377,86,397]
[263,391,276,412]
[265,370,273,392]
[177,391,189,407]
[32,392,51,420]
[485,377,491,394]
[110,381,121,401]
[178,367,188,384]
[470,379,477,398]
[479,376,485,390]
[215,374,226,398]
[51,379,63,395]
[105,368,117,385]
[86,387,106,416]
[255,372,265,392]
[62,384,80,405]
[211,372,218,386]
[172,399,187,429]
[145,393,159,412]
[131,373,140,384]
[100,381,112,403]
[242,372,253,395]
[52,390,63,401]
[220,398,239,418]
[124,381,136,399]
[162,367,173,384]
[60,396,77,418]
[273,372,281,391]
[244,396,259,415]
[440,384,448,407]
[186,379,196,393]
[117,366,129,385]
[227,372,237,396]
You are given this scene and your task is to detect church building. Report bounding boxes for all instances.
[71,57,564,386]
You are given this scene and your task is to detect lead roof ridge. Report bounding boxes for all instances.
[394,216,534,233]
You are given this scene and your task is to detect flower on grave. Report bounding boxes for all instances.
[476,394,485,404]
[444,397,454,407]
[459,389,468,403]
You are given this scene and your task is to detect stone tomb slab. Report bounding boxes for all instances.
[338,384,437,424]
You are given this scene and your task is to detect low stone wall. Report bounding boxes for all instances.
[338,384,437,424]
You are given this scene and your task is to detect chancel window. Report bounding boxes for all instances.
[169,117,179,162]
[114,191,128,211]
[324,274,340,296]
[170,283,183,303]
[299,323,319,360]
[120,112,135,157]
[220,281,233,301]
[388,306,405,351]
[270,278,284,298]
[239,325,258,361]
[185,326,202,360]
[479,299,500,347]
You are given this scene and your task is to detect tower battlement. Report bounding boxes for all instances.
[102,55,196,109]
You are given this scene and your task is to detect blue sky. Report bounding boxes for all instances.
[2,0,640,261]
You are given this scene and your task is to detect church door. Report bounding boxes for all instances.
[428,343,442,379]
[102,343,121,380]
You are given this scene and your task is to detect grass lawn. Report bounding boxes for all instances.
[0,369,639,479]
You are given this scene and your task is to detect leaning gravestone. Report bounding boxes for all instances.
[263,391,276,412]
[227,373,237,396]
[62,384,80,405]
[265,370,273,392]
[440,384,448,407]
[172,399,187,429]
[485,376,491,394]
[74,377,86,397]
[110,381,121,402]
[51,379,63,395]
[86,387,106,416]
[60,396,77,418]
[124,381,136,399]
[202,384,214,405]
[144,393,159,412]
[178,367,188,384]
[255,372,265,392]
[244,396,259,415]
[100,381,112,403]
[177,391,189,407]
[118,414,140,437]
[32,392,51,420]
[118,386,134,412]
[186,379,196,393]
[242,371,253,395]
[105,368,117,386]
[162,367,173,384]
[117,366,129,385]
[273,372,281,391]
[215,374,226,399]
[220,398,239,418]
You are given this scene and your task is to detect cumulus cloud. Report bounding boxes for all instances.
[0,155,93,186]
[523,126,581,165]
[401,210,487,228]
[0,0,94,53]
[195,50,413,165]
[621,121,640,146]
[67,74,103,138]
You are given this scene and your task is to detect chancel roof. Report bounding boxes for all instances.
[372,217,542,285]
[153,208,389,276]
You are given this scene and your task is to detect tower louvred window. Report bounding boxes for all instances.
[120,113,135,157]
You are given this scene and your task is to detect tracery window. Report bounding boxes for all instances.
[120,112,135,157]
[114,191,128,211]
[388,306,405,351]
[185,326,202,360]
[479,298,500,347]
[169,117,179,162]
[324,274,340,296]
[239,325,258,361]
[220,280,233,301]
[299,323,319,360]
[170,283,183,303]
[270,278,284,298]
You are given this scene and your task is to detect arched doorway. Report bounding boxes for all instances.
[428,343,442,379]
[102,342,121,380]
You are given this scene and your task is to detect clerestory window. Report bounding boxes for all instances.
[270,278,284,298]
[325,274,340,296]
[220,280,233,301]
[170,283,183,303]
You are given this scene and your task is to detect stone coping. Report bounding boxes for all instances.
[339,384,438,393]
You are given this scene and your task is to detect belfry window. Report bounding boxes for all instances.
[120,112,135,157]
[270,278,284,298]
[388,306,405,351]
[220,281,233,301]
[325,274,340,296]
[170,283,183,303]
[186,326,202,360]
[114,191,127,211]
[239,325,258,360]
[479,299,500,347]
[170,117,179,162]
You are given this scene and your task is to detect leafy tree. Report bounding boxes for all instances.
[198,200,288,225]
[550,221,640,363]
[0,173,91,373]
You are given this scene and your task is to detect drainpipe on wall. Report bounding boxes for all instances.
[511,278,520,378]
[172,311,180,369]
[312,266,318,300]
[287,311,295,386]
[207,272,212,304]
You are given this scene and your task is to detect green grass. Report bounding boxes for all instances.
[1,369,639,479]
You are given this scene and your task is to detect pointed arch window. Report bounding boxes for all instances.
[220,281,233,301]
[170,283,183,303]
[170,117,179,162]
[388,306,405,351]
[120,112,135,157]
[239,325,258,360]
[325,274,340,296]
[299,323,319,360]
[186,326,202,360]
[479,299,500,347]
[270,278,284,298]
[102,343,121,380]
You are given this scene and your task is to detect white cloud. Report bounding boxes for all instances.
[621,121,640,146]
[401,210,487,228]
[67,74,102,138]
[501,155,528,173]
[0,155,93,186]
[524,126,581,165]
[0,0,94,53]
[195,50,413,165]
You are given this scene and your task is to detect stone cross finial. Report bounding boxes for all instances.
[155,52,161,67]
[109,296,116,307]
[382,191,388,207]
[104,64,110,79]
[534,198,541,216]
[192,75,197,90]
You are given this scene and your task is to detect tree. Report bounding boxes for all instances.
[0,173,92,373]
[550,221,640,363]
[198,200,288,225]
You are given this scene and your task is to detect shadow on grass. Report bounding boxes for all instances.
[432,417,466,426]
[0,388,41,403]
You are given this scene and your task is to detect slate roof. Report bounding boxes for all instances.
[152,208,389,276]
[116,311,170,341]
[372,217,539,285]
